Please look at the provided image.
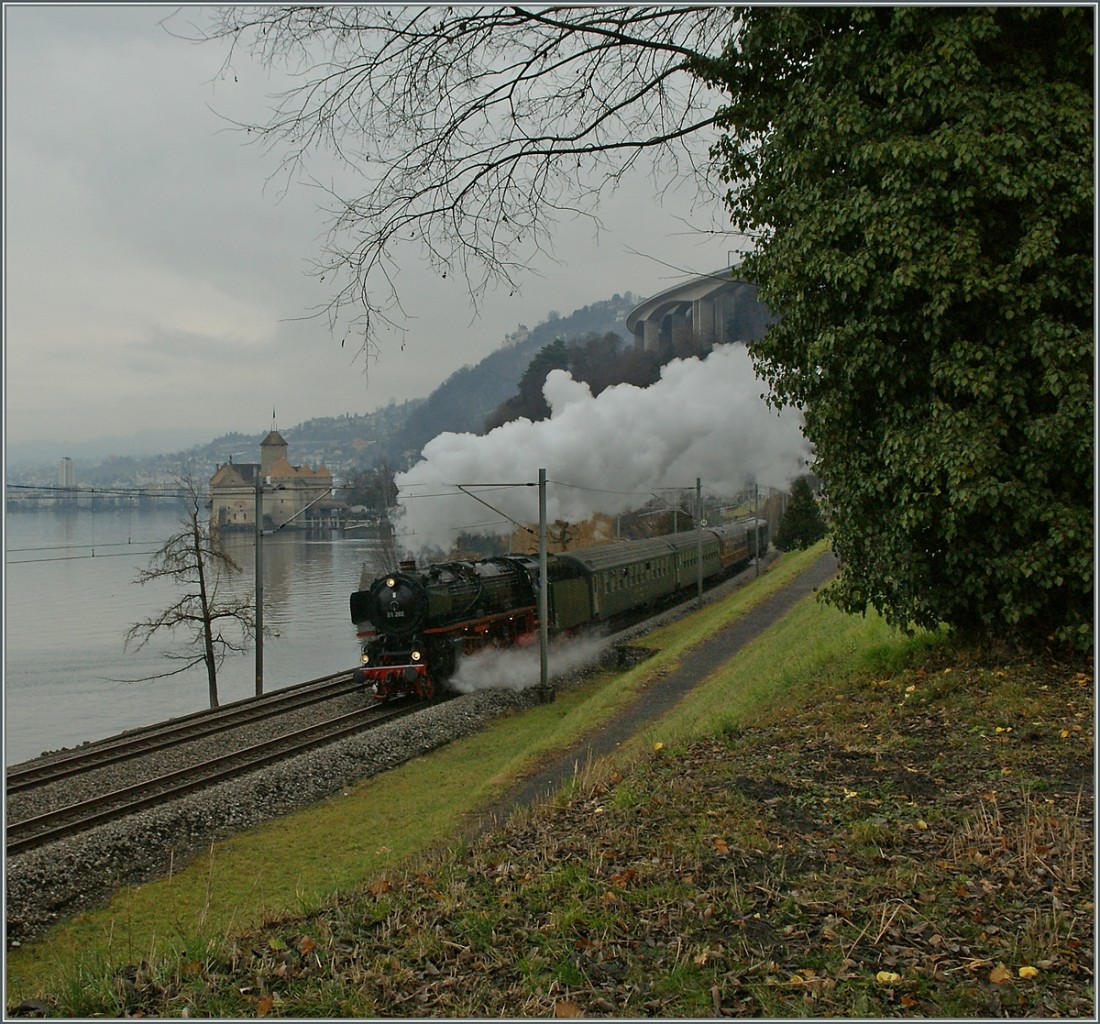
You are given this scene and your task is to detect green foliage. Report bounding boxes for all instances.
[341,461,398,511]
[485,332,665,430]
[774,476,827,551]
[696,7,1093,649]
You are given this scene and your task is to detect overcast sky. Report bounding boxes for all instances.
[4,4,740,454]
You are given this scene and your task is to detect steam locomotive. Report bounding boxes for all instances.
[350,518,769,700]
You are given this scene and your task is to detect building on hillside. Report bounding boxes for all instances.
[209,431,344,531]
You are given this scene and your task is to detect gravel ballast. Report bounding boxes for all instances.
[6,555,781,946]
[5,689,548,945]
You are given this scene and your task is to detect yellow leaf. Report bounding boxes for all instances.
[876,971,901,984]
[1018,965,1040,979]
[915,819,928,830]
[989,964,1012,984]
[653,741,664,752]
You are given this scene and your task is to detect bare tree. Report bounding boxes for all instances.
[124,475,255,709]
[177,6,741,359]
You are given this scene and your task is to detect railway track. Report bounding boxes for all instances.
[5,670,434,856]
[6,671,360,794]
[6,558,770,860]
[6,699,423,856]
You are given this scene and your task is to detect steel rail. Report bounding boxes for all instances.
[6,672,357,793]
[6,702,419,856]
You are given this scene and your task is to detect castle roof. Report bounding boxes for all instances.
[210,462,259,488]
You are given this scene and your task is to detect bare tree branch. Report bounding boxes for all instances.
[121,473,255,707]
[170,5,740,364]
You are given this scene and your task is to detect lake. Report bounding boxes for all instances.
[4,507,383,765]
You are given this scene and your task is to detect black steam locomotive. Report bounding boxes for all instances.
[350,518,769,700]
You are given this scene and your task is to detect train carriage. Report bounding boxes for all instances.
[554,536,680,620]
[661,530,724,589]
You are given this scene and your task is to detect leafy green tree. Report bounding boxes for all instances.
[696,7,1093,649]
[774,476,827,552]
[485,340,571,428]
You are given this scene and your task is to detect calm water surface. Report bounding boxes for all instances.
[4,508,381,765]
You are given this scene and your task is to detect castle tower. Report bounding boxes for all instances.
[260,430,289,478]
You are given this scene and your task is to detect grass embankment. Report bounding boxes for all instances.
[6,543,1093,1017]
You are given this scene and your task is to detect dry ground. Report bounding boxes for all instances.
[36,639,1091,1019]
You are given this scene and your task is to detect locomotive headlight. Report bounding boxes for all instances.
[360,649,370,666]
[411,649,422,662]
[386,577,396,588]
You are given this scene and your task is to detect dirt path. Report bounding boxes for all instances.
[481,550,840,823]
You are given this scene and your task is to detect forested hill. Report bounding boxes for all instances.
[391,295,636,460]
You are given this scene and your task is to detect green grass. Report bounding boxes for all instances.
[10,542,1090,1018]
[5,545,826,1000]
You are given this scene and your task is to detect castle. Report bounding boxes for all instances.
[209,431,340,531]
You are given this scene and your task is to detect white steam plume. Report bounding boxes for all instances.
[448,635,609,694]
[395,344,808,554]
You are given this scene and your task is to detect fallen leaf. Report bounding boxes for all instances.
[256,995,275,1016]
[989,964,1012,984]
[1018,965,1040,979]
[875,971,901,984]
[369,878,392,896]
[555,999,583,1017]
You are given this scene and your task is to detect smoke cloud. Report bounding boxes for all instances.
[448,635,609,694]
[395,344,808,554]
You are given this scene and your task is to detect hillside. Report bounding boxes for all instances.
[390,295,637,460]
[7,281,781,494]
[6,547,1092,1017]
